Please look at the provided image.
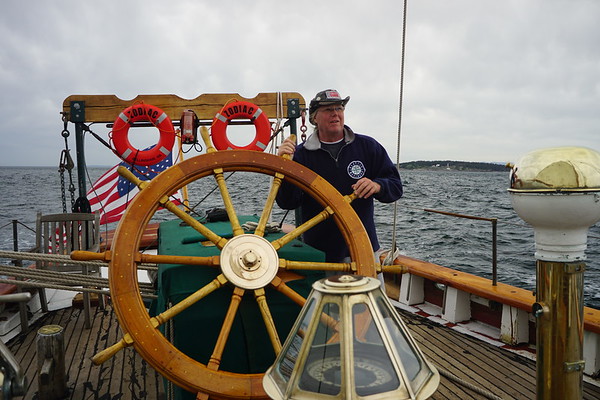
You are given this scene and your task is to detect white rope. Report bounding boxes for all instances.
[381,248,401,266]
[240,221,282,233]
[0,278,156,300]
[0,249,106,267]
[0,263,154,291]
[0,249,158,300]
[268,91,285,155]
[438,368,504,400]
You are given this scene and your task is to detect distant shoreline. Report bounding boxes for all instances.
[2,161,509,172]
[399,160,508,172]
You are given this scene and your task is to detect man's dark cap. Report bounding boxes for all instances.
[308,89,350,115]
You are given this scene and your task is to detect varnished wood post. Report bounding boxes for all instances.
[37,325,68,400]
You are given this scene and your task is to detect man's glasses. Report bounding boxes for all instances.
[321,106,345,114]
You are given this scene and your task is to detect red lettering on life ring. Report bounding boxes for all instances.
[210,101,271,151]
[112,104,175,166]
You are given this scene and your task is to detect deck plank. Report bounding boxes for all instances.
[404,311,535,399]
[7,303,165,399]
[399,308,600,400]
[6,301,600,399]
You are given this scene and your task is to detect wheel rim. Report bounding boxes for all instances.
[109,150,376,399]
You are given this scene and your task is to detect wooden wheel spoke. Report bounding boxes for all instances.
[254,171,285,237]
[162,197,229,249]
[118,166,228,249]
[199,125,243,236]
[254,288,282,355]
[212,168,244,236]
[270,193,357,251]
[252,136,295,237]
[279,257,406,275]
[270,276,339,334]
[137,252,220,267]
[270,207,332,251]
[153,274,228,327]
[207,287,245,371]
[93,274,229,366]
[280,258,355,273]
[269,275,306,308]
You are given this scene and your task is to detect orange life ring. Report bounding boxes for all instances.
[112,104,175,166]
[211,101,271,151]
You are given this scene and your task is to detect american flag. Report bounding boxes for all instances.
[87,152,182,225]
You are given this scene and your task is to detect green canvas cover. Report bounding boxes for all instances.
[153,216,326,399]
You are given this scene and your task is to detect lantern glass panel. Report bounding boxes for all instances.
[298,302,342,396]
[351,303,401,396]
[276,298,318,382]
[376,297,422,381]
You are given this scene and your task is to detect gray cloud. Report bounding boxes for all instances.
[1,0,598,167]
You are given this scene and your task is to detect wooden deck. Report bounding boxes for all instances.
[7,302,165,399]
[6,302,600,399]
[398,308,600,400]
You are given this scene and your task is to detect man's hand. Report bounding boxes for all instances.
[352,178,381,199]
[277,137,296,157]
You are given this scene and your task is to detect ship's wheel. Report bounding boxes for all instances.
[97,150,376,399]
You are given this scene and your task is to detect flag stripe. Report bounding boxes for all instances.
[87,148,182,225]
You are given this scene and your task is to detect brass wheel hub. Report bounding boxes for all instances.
[220,234,279,290]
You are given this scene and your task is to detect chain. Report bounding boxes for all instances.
[300,109,308,142]
[59,163,67,213]
[59,113,76,212]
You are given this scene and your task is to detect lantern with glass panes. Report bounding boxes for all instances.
[263,275,440,399]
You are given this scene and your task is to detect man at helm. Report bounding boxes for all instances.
[276,89,403,263]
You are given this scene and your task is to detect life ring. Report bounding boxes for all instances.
[112,104,175,166]
[211,101,271,151]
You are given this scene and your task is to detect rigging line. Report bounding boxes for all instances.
[82,124,200,225]
[390,0,409,257]
[188,171,237,212]
[267,93,287,155]
[83,123,112,150]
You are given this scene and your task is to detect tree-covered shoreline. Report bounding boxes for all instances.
[399,160,508,172]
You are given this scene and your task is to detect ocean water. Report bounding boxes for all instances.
[1,166,599,308]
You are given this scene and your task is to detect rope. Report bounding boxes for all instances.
[0,250,157,300]
[268,92,285,154]
[0,263,154,292]
[389,0,409,257]
[381,248,401,266]
[240,221,282,233]
[438,368,504,400]
[0,278,156,300]
[0,250,106,267]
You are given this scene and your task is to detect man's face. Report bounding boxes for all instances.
[315,104,345,137]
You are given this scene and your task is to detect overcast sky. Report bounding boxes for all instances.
[1,0,598,167]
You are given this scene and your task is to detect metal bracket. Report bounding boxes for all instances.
[287,98,300,119]
[564,263,585,274]
[70,101,86,123]
[532,302,549,318]
[564,360,585,373]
